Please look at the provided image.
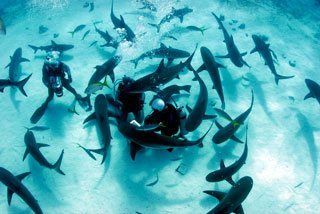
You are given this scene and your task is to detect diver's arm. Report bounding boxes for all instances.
[42,64,49,86]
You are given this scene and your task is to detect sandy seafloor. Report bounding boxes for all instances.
[0,0,320,213]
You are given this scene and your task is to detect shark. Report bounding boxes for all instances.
[5,47,30,81]
[204,176,253,214]
[0,73,32,97]
[84,55,121,110]
[28,40,74,54]
[304,79,320,105]
[82,94,112,164]
[250,34,294,85]
[23,130,65,175]
[110,0,136,42]
[212,90,254,144]
[149,7,193,32]
[125,46,196,93]
[206,127,248,185]
[0,167,43,214]
[198,46,226,109]
[94,24,119,49]
[211,12,249,68]
[117,119,213,150]
[130,43,190,68]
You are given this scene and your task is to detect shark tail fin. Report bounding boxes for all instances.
[89,147,108,164]
[15,73,32,97]
[77,143,97,160]
[28,45,39,54]
[53,149,65,175]
[148,23,160,33]
[275,74,295,85]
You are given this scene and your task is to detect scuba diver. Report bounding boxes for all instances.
[115,76,145,123]
[144,98,187,137]
[30,51,88,124]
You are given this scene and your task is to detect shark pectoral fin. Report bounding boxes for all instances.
[179,16,184,23]
[215,120,223,129]
[23,149,29,161]
[231,135,244,143]
[203,190,226,202]
[214,108,233,121]
[234,205,245,214]
[130,142,143,161]
[226,176,236,186]
[37,143,50,148]
[83,112,96,124]
[16,172,31,181]
[5,62,11,68]
[20,57,30,63]
[196,63,207,73]
[304,92,314,100]
[77,143,96,160]
[7,188,14,205]
[186,105,192,113]
[250,47,257,54]
[240,52,247,56]
[203,114,217,120]
[175,75,180,79]
[220,159,226,168]
[53,149,65,175]
[215,54,230,58]
[216,62,226,68]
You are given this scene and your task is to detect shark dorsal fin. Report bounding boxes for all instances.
[160,43,167,49]
[155,59,165,73]
[220,160,226,169]
[51,40,57,46]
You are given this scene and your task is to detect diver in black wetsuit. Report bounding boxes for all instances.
[144,98,187,137]
[115,76,145,123]
[30,51,88,124]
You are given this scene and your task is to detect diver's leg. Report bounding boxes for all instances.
[30,88,54,124]
[178,109,188,137]
[62,80,79,98]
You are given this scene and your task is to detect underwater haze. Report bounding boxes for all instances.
[0,0,320,213]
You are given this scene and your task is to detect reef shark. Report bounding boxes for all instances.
[110,0,136,42]
[23,130,65,175]
[304,79,320,105]
[204,176,253,214]
[84,55,122,110]
[82,94,112,164]
[206,127,248,185]
[211,12,249,68]
[0,167,43,214]
[28,40,74,53]
[149,7,193,32]
[212,90,254,144]
[185,69,215,132]
[94,24,119,49]
[250,34,294,85]
[5,48,30,81]
[117,119,213,149]
[130,43,190,68]
[198,46,226,109]
[0,73,32,97]
[125,46,196,93]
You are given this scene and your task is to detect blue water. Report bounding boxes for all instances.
[0,0,320,213]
